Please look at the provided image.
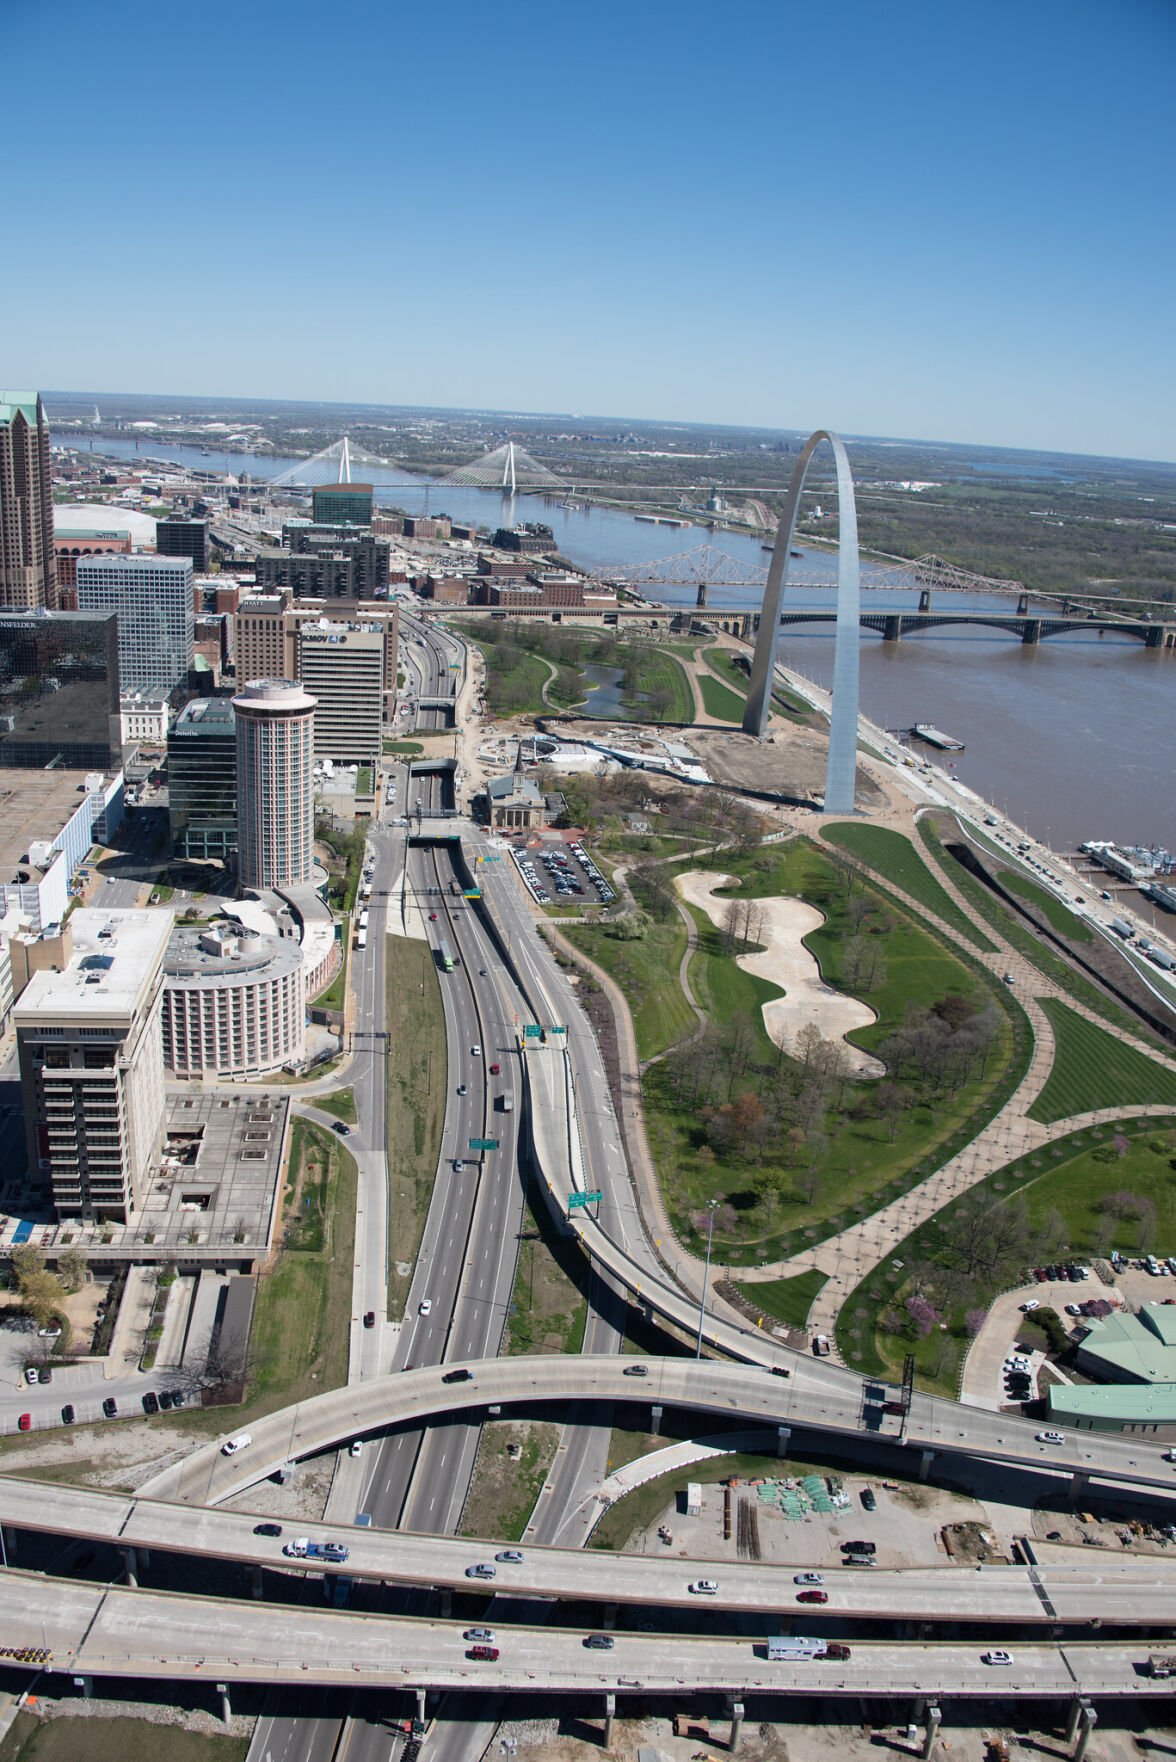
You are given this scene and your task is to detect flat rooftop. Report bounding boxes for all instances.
[15,907,173,1024]
[0,770,115,883]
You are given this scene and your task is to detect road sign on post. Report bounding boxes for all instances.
[523,1024,543,1039]
[568,1190,603,1210]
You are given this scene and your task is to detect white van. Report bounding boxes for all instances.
[221,1432,253,1457]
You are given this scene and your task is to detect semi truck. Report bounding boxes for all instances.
[767,1636,850,1662]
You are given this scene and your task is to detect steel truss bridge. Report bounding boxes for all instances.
[588,542,1030,600]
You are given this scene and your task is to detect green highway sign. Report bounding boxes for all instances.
[567,1190,604,1210]
[549,1025,567,1035]
[524,1024,543,1038]
[469,1138,500,1151]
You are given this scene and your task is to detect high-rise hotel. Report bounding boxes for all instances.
[0,392,57,610]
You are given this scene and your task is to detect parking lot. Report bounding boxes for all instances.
[512,839,615,909]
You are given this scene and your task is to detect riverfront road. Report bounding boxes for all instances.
[5,1476,1176,1627]
[3,1571,1171,1702]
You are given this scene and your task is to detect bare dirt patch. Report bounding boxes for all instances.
[460,1419,560,1543]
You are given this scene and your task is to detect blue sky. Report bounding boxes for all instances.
[3,0,1174,460]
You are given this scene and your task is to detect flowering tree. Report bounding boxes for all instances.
[905,1293,941,1338]
[964,1307,988,1338]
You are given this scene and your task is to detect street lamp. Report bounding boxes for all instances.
[695,1198,719,1359]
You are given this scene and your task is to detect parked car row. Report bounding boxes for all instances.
[1032,1263,1091,1283]
[16,1387,188,1433]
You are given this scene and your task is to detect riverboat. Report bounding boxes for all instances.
[912,722,966,752]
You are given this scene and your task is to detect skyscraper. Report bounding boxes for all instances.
[233,679,317,891]
[0,609,122,769]
[168,697,238,860]
[76,553,195,693]
[0,392,57,610]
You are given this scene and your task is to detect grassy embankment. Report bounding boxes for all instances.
[385,934,447,1318]
[702,646,812,720]
[1027,999,1176,1123]
[314,1086,357,1124]
[618,645,694,722]
[918,818,1168,1048]
[383,738,423,755]
[574,838,1027,1266]
[0,1714,248,1762]
[840,1116,1176,1395]
[698,673,746,722]
[748,1268,828,1328]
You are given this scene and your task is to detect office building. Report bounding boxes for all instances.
[254,534,389,602]
[233,679,316,890]
[235,591,399,704]
[0,768,124,933]
[281,522,390,596]
[76,553,195,694]
[312,483,373,526]
[155,514,209,573]
[162,923,305,1079]
[0,610,122,770]
[0,392,57,610]
[298,618,384,765]
[168,697,238,861]
[120,691,169,746]
[15,908,172,1222]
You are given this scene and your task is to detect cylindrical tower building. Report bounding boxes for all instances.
[232,679,317,891]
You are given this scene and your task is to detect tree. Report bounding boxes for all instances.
[20,1268,65,1329]
[57,1245,89,1295]
[905,1293,941,1338]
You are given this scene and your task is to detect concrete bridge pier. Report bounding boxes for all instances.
[439,1588,453,1617]
[603,1691,616,1748]
[776,1425,791,1459]
[918,588,931,611]
[416,1688,428,1727]
[121,1546,138,1588]
[650,1403,663,1436]
[882,615,903,641]
[921,1704,941,1760]
[726,1696,745,1753]
[73,1676,92,1700]
[1017,593,1030,615]
[1074,1701,1097,1761]
[217,1682,231,1726]
[1021,619,1042,644]
[696,584,708,608]
[250,1564,264,1599]
[2,1526,16,1563]
[918,1449,935,1482]
[1069,1470,1089,1502]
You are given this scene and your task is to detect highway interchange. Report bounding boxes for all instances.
[3,617,1175,1759]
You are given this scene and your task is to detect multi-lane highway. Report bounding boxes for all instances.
[3,1569,1171,1702]
[5,1476,1176,1628]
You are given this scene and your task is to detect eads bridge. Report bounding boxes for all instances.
[644,597,1176,647]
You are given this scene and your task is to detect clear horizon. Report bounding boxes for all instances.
[5,0,1174,463]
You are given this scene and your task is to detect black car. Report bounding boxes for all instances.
[584,1634,615,1650]
[442,1368,473,1384]
[169,1389,186,1407]
[860,1487,877,1511]
[254,1522,283,1537]
[142,1391,159,1415]
[102,1397,118,1419]
[61,1404,75,1426]
[158,1390,174,1410]
[841,1539,876,1554]
[332,1121,351,1136]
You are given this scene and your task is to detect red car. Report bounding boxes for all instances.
[467,1644,500,1661]
[489,1062,500,1075]
[797,1589,828,1604]
[429,911,438,921]
[17,1414,31,1432]
[363,1311,375,1328]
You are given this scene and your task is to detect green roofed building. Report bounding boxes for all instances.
[1047,1304,1176,1434]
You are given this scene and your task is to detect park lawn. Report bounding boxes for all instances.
[383,738,424,754]
[918,818,1166,1048]
[315,1086,357,1124]
[703,646,810,720]
[642,838,1027,1264]
[566,918,694,1061]
[698,672,747,723]
[823,823,998,953]
[1028,998,1176,1123]
[385,934,448,1317]
[1001,870,1093,942]
[744,1268,827,1328]
[620,646,694,723]
[840,1116,1176,1394]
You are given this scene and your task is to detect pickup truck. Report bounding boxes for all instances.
[283,1538,350,1563]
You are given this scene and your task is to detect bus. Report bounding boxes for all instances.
[438,942,455,973]
[356,927,367,951]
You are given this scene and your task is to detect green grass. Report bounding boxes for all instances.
[1000,869,1093,941]
[1028,998,1176,1123]
[311,937,348,1011]
[383,738,423,754]
[823,823,998,953]
[356,766,373,794]
[590,1450,839,1552]
[315,1086,357,1124]
[743,1268,827,1328]
[566,918,695,1061]
[703,646,810,719]
[635,839,1028,1264]
[506,1198,588,1355]
[0,1714,248,1762]
[385,934,447,1317]
[839,1115,1176,1393]
[698,672,747,722]
[618,645,694,723]
[918,818,1166,1047]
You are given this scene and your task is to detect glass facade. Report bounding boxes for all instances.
[0,610,121,769]
[311,484,373,527]
[76,554,195,694]
[168,697,238,860]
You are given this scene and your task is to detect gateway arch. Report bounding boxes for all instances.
[742,429,861,814]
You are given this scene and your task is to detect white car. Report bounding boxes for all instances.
[1163,1449,1176,1463]
[419,1298,432,1316]
[471,1045,482,1057]
[1035,1430,1065,1446]
[221,1431,253,1457]
[983,1650,1013,1666]
[349,1440,363,1458]
[688,1579,718,1595]
[794,1572,824,1586]
[1020,1299,1040,1312]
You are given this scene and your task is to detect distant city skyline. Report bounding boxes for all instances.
[3,0,1174,463]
